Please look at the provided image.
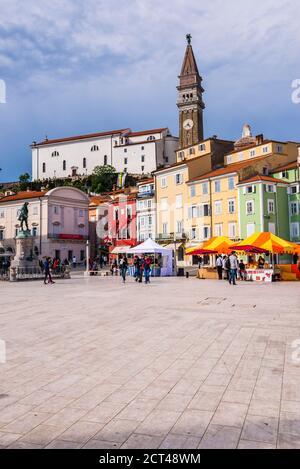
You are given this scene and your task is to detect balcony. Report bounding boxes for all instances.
[48,234,89,241]
[158,232,187,241]
[137,190,155,199]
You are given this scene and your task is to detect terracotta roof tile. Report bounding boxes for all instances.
[32,129,130,146]
[237,175,290,185]
[270,161,298,173]
[0,191,46,203]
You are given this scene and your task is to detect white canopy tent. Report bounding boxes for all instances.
[128,238,173,276]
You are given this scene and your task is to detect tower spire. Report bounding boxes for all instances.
[177,36,205,149]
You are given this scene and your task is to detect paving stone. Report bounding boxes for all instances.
[199,425,241,449]
[241,415,278,444]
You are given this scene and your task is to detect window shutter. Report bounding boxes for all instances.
[199,205,204,217]
[208,205,211,216]
[188,207,192,219]
[252,186,256,194]
[243,187,246,195]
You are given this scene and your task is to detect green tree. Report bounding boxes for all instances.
[18,173,31,191]
[91,165,117,193]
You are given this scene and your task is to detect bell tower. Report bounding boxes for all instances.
[177,34,205,149]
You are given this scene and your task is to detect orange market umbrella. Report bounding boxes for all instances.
[231,232,300,255]
[186,236,233,256]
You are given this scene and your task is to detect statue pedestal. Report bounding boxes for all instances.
[11,231,39,271]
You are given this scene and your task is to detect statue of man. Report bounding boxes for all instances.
[18,202,29,231]
[186,34,192,45]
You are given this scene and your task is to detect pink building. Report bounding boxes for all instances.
[108,193,137,255]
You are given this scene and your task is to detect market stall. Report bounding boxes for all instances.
[128,238,173,277]
[231,232,300,282]
[186,237,233,279]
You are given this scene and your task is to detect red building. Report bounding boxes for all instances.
[108,193,137,255]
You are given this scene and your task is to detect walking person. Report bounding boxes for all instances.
[239,259,246,281]
[222,255,229,280]
[43,257,55,285]
[134,256,141,282]
[119,255,128,283]
[228,251,238,286]
[144,256,152,284]
[72,255,77,269]
[216,255,223,280]
[138,255,145,283]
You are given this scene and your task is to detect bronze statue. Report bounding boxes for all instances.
[18,202,29,231]
[186,34,192,45]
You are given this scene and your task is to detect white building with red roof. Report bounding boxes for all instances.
[31,127,178,180]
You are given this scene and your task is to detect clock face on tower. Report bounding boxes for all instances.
[183,119,194,131]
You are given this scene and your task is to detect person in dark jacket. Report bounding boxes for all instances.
[43,257,55,285]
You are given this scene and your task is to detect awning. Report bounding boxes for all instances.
[111,246,130,254]
[186,237,233,256]
[232,232,300,255]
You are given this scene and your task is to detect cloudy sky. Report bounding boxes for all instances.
[0,0,299,182]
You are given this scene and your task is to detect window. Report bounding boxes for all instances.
[189,148,195,155]
[290,202,299,216]
[79,209,84,217]
[104,155,108,165]
[247,223,255,237]
[141,166,145,172]
[141,146,144,150]
[291,222,300,239]
[190,185,196,197]
[202,182,208,195]
[214,180,221,193]
[114,208,119,220]
[148,215,152,226]
[162,223,168,235]
[239,153,244,161]
[32,227,38,237]
[141,155,145,163]
[91,145,99,152]
[190,227,197,240]
[228,199,236,214]
[277,145,284,153]
[33,206,38,216]
[83,158,86,169]
[15,228,19,237]
[203,226,210,240]
[203,204,211,217]
[51,151,59,157]
[263,167,269,176]
[266,185,275,193]
[53,206,59,215]
[291,186,298,195]
[228,222,236,239]
[42,163,46,173]
[215,201,222,215]
[176,220,183,234]
[250,150,256,157]
[245,185,255,194]
[124,148,127,153]
[0,209,5,218]
[189,205,198,219]
[124,168,127,173]
[140,217,145,227]
[176,194,183,209]
[0,230,4,240]
[227,156,232,164]
[124,158,128,165]
[147,136,156,141]
[268,223,276,234]
[161,177,167,188]
[246,201,254,215]
[199,144,206,152]
[147,200,152,209]
[263,146,269,154]
[228,177,235,191]
[268,200,275,214]
[160,198,168,211]
[178,151,185,162]
[215,224,223,237]
[63,160,66,171]
[175,173,183,185]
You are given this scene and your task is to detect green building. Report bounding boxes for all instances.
[238,175,290,240]
[271,162,300,244]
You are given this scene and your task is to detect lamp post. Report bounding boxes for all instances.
[84,240,90,277]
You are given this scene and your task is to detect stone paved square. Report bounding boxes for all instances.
[1,276,300,449]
